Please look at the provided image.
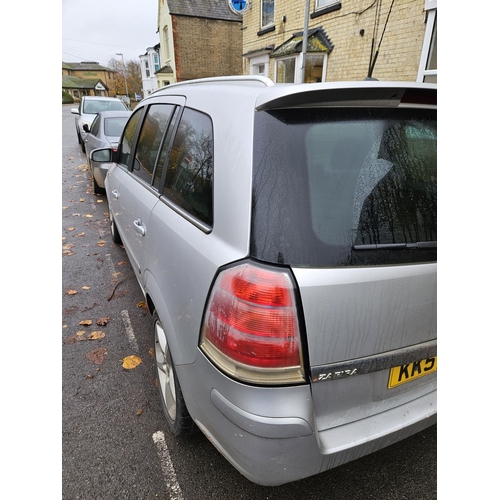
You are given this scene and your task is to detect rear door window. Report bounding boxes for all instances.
[162,108,214,227]
[133,104,175,184]
[118,109,143,167]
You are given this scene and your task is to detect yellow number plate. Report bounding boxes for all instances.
[388,356,437,389]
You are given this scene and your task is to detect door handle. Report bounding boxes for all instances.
[133,218,146,236]
[111,189,119,199]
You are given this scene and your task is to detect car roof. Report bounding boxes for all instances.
[147,76,436,112]
[96,110,132,118]
[83,96,124,101]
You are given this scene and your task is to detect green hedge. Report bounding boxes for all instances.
[62,90,74,104]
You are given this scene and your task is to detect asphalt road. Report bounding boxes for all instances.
[61,104,437,500]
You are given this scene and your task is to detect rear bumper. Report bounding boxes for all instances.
[177,352,437,486]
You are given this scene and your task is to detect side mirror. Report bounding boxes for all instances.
[83,124,90,133]
[90,148,112,162]
[71,108,79,115]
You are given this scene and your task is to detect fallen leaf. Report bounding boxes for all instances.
[67,290,78,295]
[137,301,148,311]
[67,227,75,231]
[86,347,107,365]
[148,347,154,358]
[96,317,109,326]
[82,286,90,290]
[97,240,106,247]
[97,199,104,203]
[76,330,86,337]
[76,232,85,237]
[136,408,143,416]
[118,261,127,266]
[62,243,75,250]
[87,331,105,340]
[79,320,92,326]
[85,214,93,218]
[122,355,142,370]
[80,198,85,202]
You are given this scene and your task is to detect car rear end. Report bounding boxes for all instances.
[189,82,437,485]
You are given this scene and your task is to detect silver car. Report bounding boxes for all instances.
[71,96,128,152]
[92,77,437,486]
[83,110,132,194]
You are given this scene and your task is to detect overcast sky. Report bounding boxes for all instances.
[62,0,159,65]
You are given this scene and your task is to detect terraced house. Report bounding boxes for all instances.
[241,0,437,83]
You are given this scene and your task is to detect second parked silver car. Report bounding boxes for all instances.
[91,76,437,486]
[83,110,132,194]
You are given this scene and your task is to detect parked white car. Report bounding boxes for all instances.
[72,96,128,152]
[91,76,437,486]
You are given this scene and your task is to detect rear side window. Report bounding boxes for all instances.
[103,117,128,138]
[89,115,100,136]
[163,108,214,226]
[251,107,437,267]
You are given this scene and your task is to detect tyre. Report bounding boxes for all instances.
[153,313,195,436]
[108,202,122,245]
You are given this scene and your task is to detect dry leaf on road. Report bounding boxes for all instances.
[87,331,105,340]
[122,355,142,370]
[86,348,107,365]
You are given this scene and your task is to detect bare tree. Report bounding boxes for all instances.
[107,56,142,98]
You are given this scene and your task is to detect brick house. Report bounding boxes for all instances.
[62,62,117,99]
[241,0,437,83]
[157,0,243,85]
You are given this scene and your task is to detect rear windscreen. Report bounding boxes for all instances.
[251,107,437,267]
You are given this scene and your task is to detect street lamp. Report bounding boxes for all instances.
[115,52,129,99]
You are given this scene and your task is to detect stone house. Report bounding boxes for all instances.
[241,0,437,83]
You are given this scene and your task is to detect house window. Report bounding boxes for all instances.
[145,60,150,78]
[275,54,326,83]
[164,27,171,60]
[154,53,160,73]
[261,0,274,29]
[316,0,339,8]
[276,58,296,83]
[304,54,326,83]
[417,7,437,83]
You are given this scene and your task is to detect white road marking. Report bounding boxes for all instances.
[105,253,116,275]
[121,309,139,351]
[152,431,184,500]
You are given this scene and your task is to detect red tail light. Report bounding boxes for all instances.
[200,262,305,385]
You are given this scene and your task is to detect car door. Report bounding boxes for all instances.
[113,103,177,287]
[85,115,102,167]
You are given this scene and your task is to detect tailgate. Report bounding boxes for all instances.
[293,263,437,434]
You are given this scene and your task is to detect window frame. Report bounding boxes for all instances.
[274,53,327,83]
[417,4,437,83]
[316,0,340,9]
[261,0,275,30]
[160,106,215,230]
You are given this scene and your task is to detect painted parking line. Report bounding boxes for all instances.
[121,309,139,352]
[152,431,184,500]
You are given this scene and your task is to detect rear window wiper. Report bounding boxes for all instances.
[353,241,437,250]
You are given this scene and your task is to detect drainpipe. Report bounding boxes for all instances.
[300,0,311,83]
